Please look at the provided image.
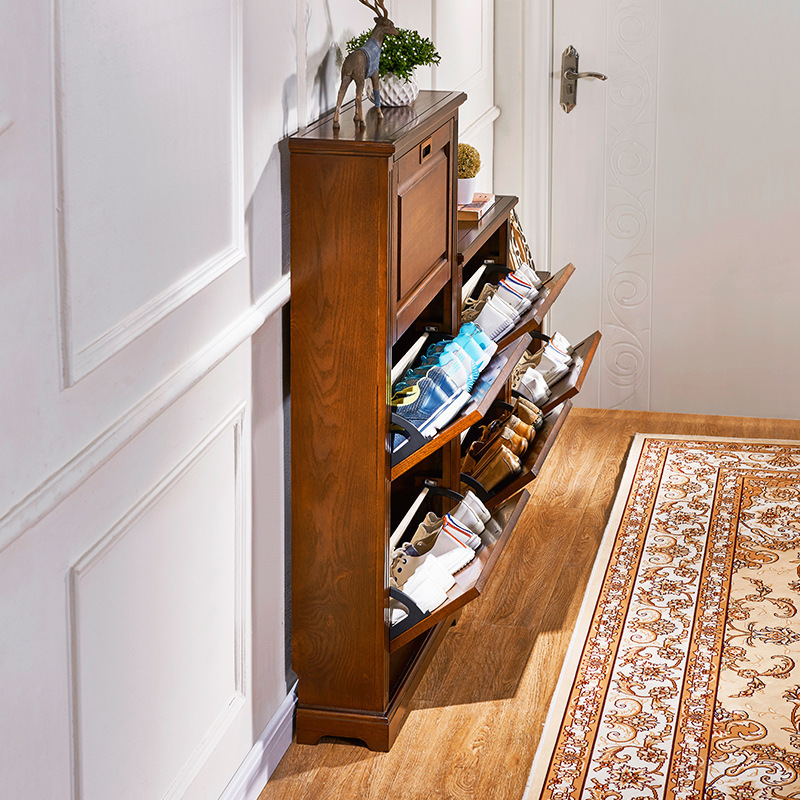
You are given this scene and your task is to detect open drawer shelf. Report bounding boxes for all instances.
[539,330,602,414]
[486,401,573,508]
[389,489,530,651]
[494,263,576,350]
[391,334,531,479]
[456,195,518,266]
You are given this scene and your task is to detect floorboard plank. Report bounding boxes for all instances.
[259,408,800,800]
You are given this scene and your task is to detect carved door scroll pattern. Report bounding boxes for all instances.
[601,0,659,410]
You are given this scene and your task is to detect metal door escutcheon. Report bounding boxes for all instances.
[560,45,607,113]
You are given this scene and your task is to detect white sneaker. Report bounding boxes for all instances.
[549,331,574,356]
[496,279,532,313]
[449,501,485,536]
[410,553,456,592]
[503,272,540,301]
[431,537,476,574]
[518,368,551,405]
[514,263,543,289]
[490,293,522,324]
[390,545,454,591]
[543,342,572,367]
[461,491,491,525]
[441,513,482,549]
[537,350,570,386]
[401,570,448,614]
[474,297,515,341]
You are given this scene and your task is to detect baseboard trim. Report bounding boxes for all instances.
[219,684,297,800]
[0,273,291,553]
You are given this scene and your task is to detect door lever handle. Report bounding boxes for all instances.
[560,46,607,113]
[564,70,607,81]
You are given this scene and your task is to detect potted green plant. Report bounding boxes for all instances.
[345,27,441,107]
[457,143,481,205]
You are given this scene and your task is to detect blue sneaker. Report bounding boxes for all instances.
[438,342,480,390]
[458,322,498,366]
[420,341,479,391]
[392,366,470,443]
[398,351,470,392]
[419,338,453,364]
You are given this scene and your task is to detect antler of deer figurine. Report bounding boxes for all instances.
[333,0,399,129]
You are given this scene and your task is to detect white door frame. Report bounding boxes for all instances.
[494,0,554,277]
[523,0,555,278]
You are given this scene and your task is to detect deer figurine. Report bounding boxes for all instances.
[332,0,399,129]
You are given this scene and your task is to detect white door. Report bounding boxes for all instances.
[546,0,800,415]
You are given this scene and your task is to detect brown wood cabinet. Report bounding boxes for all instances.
[288,91,599,751]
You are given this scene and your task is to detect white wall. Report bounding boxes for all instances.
[1,0,290,796]
[1,0,495,797]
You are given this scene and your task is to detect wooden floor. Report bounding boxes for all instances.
[259,408,800,800]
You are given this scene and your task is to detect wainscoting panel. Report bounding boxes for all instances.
[69,409,248,800]
[432,0,493,132]
[55,0,244,383]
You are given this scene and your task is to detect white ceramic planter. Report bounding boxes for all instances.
[377,72,420,107]
[457,177,477,205]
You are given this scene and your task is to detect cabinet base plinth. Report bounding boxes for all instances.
[295,706,398,752]
[295,616,454,751]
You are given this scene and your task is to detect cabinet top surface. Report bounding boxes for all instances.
[288,90,466,155]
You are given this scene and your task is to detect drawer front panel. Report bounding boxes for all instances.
[397,152,449,300]
[396,121,452,186]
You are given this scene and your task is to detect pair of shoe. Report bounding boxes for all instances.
[469,267,542,342]
[392,366,472,445]
[512,332,577,405]
[390,492,495,617]
[461,398,543,491]
[513,395,545,430]
[392,324,498,449]
[468,445,522,493]
[537,331,575,384]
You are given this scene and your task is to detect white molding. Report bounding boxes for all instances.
[460,104,501,142]
[218,684,298,800]
[70,244,248,383]
[68,406,248,800]
[296,0,308,128]
[0,273,290,554]
[54,0,246,386]
[431,0,491,98]
[523,0,554,276]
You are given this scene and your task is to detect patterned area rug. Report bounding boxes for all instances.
[525,434,800,800]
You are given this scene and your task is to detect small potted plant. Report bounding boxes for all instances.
[457,143,481,205]
[345,27,441,107]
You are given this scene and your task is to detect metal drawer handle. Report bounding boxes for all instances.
[420,137,433,163]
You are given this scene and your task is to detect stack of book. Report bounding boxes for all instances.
[457,193,496,222]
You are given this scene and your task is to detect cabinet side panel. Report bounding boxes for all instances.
[290,151,390,712]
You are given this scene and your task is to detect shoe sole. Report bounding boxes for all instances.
[418,390,471,436]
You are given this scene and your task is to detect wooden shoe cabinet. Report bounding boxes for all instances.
[288,91,600,750]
